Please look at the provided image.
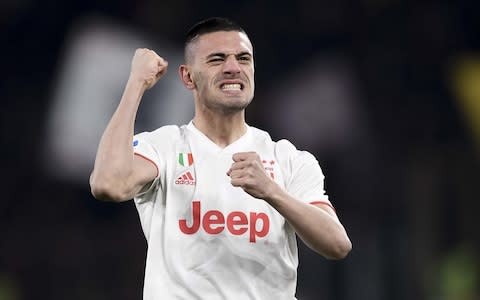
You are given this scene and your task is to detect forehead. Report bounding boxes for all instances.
[193,31,253,58]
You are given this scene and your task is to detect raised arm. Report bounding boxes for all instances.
[90,49,168,202]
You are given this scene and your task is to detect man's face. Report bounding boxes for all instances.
[187,31,255,114]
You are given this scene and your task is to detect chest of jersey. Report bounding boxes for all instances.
[136,126,301,299]
[164,139,287,246]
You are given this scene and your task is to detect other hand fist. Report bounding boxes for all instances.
[227,152,276,200]
[130,48,168,89]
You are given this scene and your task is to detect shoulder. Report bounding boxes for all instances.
[133,125,187,152]
[134,125,185,142]
[249,126,318,164]
[275,139,319,171]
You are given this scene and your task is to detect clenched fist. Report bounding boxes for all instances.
[227,152,277,200]
[130,48,168,90]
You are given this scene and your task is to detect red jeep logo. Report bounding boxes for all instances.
[179,201,270,243]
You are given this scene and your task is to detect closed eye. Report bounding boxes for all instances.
[208,57,224,63]
[207,58,226,66]
[237,53,252,63]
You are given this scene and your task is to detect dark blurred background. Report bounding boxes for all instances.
[1,0,479,299]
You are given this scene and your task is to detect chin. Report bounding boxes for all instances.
[218,99,252,113]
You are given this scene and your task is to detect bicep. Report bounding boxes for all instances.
[130,153,159,197]
[287,152,338,220]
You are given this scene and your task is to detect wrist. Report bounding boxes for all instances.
[127,74,149,91]
[120,77,148,106]
[263,181,285,205]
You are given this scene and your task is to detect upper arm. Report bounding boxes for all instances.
[129,126,180,200]
[130,153,159,198]
[277,140,337,215]
[285,150,329,203]
[312,202,339,221]
[90,155,158,202]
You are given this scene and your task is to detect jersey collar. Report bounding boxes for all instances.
[186,120,252,154]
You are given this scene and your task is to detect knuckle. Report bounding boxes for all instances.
[251,160,261,169]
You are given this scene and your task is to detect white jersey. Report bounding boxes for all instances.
[132,121,332,300]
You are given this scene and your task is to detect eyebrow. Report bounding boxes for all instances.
[205,51,252,60]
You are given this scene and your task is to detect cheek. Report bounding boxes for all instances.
[195,71,214,87]
[191,72,205,90]
[245,67,254,80]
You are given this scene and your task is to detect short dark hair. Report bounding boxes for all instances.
[185,17,246,45]
[184,17,248,62]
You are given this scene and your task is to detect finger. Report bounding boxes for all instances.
[155,58,168,78]
[158,57,168,67]
[227,167,245,178]
[228,168,247,179]
[148,49,159,57]
[232,151,258,162]
[228,160,251,173]
[157,65,168,77]
[230,176,246,187]
[232,152,247,162]
[227,159,262,177]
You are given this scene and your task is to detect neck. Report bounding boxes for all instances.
[192,110,247,148]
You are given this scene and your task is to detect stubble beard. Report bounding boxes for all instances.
[206,95,253,114]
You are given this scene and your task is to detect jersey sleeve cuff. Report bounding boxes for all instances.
[134,152,160,178]
[310,200,336,213]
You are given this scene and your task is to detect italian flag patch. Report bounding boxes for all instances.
[178,153,194,166]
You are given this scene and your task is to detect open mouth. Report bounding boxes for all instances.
[221,83,243,91]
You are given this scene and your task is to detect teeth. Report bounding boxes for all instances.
[222,83,241,90]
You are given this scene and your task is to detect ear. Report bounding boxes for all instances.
[179,65,195,90]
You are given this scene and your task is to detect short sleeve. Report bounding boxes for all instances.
[133,132,161,197]
[277,140,334,211]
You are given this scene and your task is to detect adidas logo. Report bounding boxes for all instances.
[175,171,196,185]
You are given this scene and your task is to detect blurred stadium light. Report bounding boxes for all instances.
[450,54,480,154]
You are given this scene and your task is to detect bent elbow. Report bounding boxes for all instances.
[327,236,352,260]
[89,173,131,202]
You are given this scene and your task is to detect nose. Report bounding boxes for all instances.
[222,55,241,75]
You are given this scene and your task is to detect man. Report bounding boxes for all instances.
[90,17,351,299]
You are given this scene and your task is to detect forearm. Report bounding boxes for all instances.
[90,78,146,200]
[265,185,352,259]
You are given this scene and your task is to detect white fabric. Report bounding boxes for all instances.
[132,121,331,300]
